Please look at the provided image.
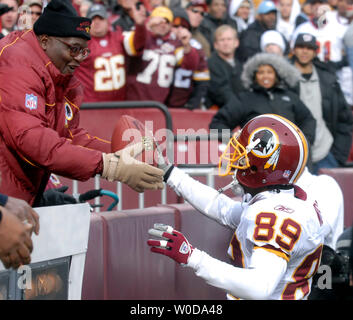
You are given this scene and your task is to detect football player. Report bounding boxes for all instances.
[125,6,200,103]
[75,3,147,102]
[148,114,330,300]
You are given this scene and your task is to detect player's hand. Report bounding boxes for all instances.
[147,224,193,265]
[0,206,33,269]
[5,196,39,236]
[102,142,164,192]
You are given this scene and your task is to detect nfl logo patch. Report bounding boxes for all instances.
[283,170,291,178]
[25,94,38,110]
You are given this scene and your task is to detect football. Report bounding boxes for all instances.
[111,115,156,165]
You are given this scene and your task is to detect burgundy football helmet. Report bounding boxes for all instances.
[219,114,309,189]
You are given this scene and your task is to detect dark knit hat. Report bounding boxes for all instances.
[172,7,191,30]
[33,0,91,40]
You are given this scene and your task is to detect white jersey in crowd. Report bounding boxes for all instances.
[167,167,331,300]
[276,0,301,42]
[292,11,353,104]
[296,167,344,250]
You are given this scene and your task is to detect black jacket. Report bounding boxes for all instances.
[236,20,289,63]
[209,85,317,146]
[206,51,244,108]
[292,58,353,165]
[112,5,136,32]
[199,13,238,52]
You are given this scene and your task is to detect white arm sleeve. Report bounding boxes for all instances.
[167,167,243,228]
[187,247,287,300]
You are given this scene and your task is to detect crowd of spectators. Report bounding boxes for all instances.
[0,0,352,173]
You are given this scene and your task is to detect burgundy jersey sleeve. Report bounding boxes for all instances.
[126,31,187,103]
[167,43,210,108]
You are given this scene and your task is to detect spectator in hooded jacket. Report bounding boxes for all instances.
[276,0,301,42]
[236,0,289,62]
[228,0,255,34]
[209,52,317,149]
[260,29,286,56]
[291,33,353,173]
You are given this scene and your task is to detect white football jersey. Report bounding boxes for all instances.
[292,16,346,62]
[296,167,344,250]
[227,188,328,300]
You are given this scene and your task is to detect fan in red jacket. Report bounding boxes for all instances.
[0,0,164,206]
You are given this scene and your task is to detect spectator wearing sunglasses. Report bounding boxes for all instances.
[0,0,165,206]
[166,7,210,109]
[186,0,211,57]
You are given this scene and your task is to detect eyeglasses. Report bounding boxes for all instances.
[190,8,205,16]
[54,37,90,59]
[31,11,42,16]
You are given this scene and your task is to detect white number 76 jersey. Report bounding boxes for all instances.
[228,188,328,300]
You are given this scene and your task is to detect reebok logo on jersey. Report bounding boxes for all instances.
[179,241,189,254]
[25,94,38,110]
[274,205,294,213]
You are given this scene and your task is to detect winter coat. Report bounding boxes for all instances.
[0,30,110,205]
[292,58,353,165]
[209,53,317,146]
[206,51,244,108]
[236,20,289,63]
[228,0,255,34]
[199,13,238,52]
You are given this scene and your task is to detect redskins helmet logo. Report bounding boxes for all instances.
[249,127,281,170]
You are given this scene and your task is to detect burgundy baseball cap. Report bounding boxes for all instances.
[186,0,208,11]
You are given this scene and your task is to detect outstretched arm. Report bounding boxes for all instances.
[147,224,287,300]
[166,166,243,228]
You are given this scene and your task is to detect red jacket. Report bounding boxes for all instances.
[0,30,110,205]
